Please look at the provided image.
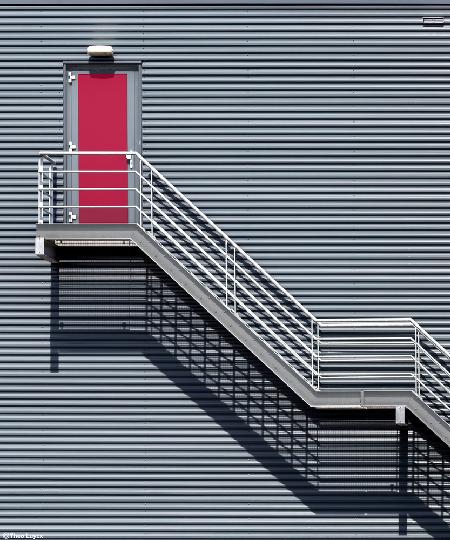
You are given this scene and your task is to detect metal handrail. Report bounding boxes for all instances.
[37,150,450,425]
[38,152,316,382]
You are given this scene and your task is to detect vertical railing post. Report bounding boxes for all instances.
[38,157,43,224]
[225,239,228,307]
[414,326,417,394]
[48,164,54,224]
[316,322,320,390]
[310,319,314,387]
[150,169,154,236]
[415,326,421,397]
[233,246,236,312]
[139,158,143,228]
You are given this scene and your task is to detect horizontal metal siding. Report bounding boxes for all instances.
[0,4,450,537]
[0,252,448,537]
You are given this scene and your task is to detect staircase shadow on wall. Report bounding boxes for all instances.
[49,250,450,539]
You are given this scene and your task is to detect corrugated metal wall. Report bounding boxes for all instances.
[1,3,450,537]
[0,251,448,538]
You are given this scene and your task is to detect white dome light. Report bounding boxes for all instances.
[87,45,114,57]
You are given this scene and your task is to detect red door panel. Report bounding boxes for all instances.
[78,73,128,224]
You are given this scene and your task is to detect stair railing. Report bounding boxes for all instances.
[319,317,450,418]
[38,151,319,384]
[38,150,450,424]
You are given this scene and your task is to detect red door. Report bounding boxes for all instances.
[78,73,128,224]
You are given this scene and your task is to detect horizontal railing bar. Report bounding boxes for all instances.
[39,151,134,156]
[321,355,414,361]
[320,317,413,321]
[41,205,139,209]
[319,322,414,329]
[320,374,415,380]
[39,187,138,191]
[42,170,133,174]
[319,340,413,346]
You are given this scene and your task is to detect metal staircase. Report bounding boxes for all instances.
[36,150,450,445]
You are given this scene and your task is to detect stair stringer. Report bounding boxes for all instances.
[36,222,450,448]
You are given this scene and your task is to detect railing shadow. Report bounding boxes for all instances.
[48,249,450,538]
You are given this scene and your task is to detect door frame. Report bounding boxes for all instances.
[63,61,142,224]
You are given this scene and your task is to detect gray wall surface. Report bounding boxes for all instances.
[1,3,450,538]
[0,250,447,538]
